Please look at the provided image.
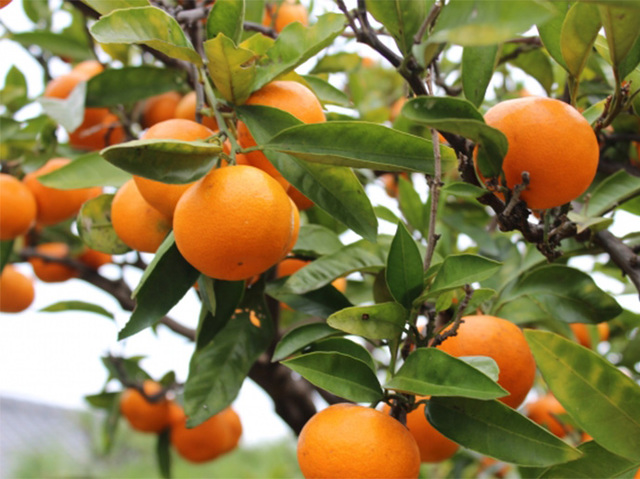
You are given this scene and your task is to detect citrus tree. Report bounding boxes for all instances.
[1,0,640,477]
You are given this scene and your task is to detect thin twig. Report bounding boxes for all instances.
[430,284,473,347]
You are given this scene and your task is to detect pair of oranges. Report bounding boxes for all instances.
[119,381,241,463]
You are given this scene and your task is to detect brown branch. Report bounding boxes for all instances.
[594,230,640,298]
[244,21,278,39]
[430,284,473,347]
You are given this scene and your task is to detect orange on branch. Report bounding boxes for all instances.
[77,248,111,270]
[525,393,571,438]
[297,403,420,479]
[133,119,215,217]
[0,173,37,240]
[120,380,171,433]
[29,242,78,283]
[569,322,610,349]
[142,91,182,128]
[262,0,308,33]
[0,265,35,313]
[173,165,299,281]
[174,91,219,130]
[437,314,536,408]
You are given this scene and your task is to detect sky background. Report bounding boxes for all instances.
[1,0,639,448]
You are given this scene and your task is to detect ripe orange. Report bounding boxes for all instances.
[170,406,242,463]
[0,0,13,8]
[0,264,35,313]
[297,403,421,479]
[262,0,308,32]
[237,81,325,189]
[569,322,610,349]
[142,91,182,128]
[120,380,171,433]
[70,60,104,79]
[436,314,536,409]
[383,400,458,463]
[0,173,37,240]
[133,119,215,217]
[173,165,299,281]
[23,158,101,226]
[174,91,219,130]
[77,248,111,270]
[476,97,599,210]
[28,242,78,283]
[111,179,172,253]
[525,393,571,438]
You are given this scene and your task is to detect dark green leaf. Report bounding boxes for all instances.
[428,254,502,296]
[374,205,401,224]
[242,0,263,25]
[1,66,28,113]
[598,4,640,78]
[537,2,570,70]
[442,181,487,198]
[10,31,93,61]
[85,391,120,410]
[386,348,507,399]
[102,356,150,383]
[102,392,121,454]
[560,2,601,78]
[494,265,622,325]
[427,397,582,466]
[307,337,376,372]
[282,351,384,402]
[38,152,130,189]
[462,45,499,107]
[23,0,50,24]
[236,105,378,242]
[77,194,131,254]
[196,279,245,350]
[401,96,508,178]
[291,224,343,257]
[585,170,640,216]
[101,138,222,184]
[619,31,640,80]
[86,67,189,107]
[327,302,407,341]
[156,430,172,479]
[366,0,429,54]
[272,322,342,362]
[525,330,640,462]
[207,0,244,44]
[204,34,257,105]
[119,234,200,339]
[40,301,114,319]
[397,176,425,235]
[266,277,352,319]
[506,45,554,95]
[184,285,274,426]
[253,13,346,90]
[90,6,203,65]
[301,75,351,107]
[386,222,424,309]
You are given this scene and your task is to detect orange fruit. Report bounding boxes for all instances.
[0,0,13,8]
[569,322,610,349]
[23,158,102,226]
[173,165,299,281]
[0,173,37,240]
[262,0,308,32]
[297,403,421,479]
[288,186,314,210]
[170,406,242,463]
[77,248,111,270]
[476,97,599,210]
[133,119,215,217]
[43,72,88,99]
[28,242,78,283]
[71,60,104,79]
[380,172,410,198]
[383,400,458,463]
[142,91,182,128]
[120,380,171,433]
[390,97,406,122]
[111,179,172,253]
[174,91,219,130]
[525,393,571,438]
[0,264,35,313]
[237,81,325,189]
[437,314,536,408]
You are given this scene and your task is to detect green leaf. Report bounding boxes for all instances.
[582,99,607,125]
[101,138,222,184]
[38,152,130,189]
[560,2,601,78]
[101,392,121,454]
[236,105,378,242]
[401,96,508,178]
[1,66,28,113]
[85,391,120,410]
[366,0,429,54]
[10,31,93,61]
[90,6,203,66]
[537,441,640,479]
[386,348,507,399]
[266,278,352,319]
[537,2,570,70]
[428,254,502,296]
[462,45,499,107]
[282,352,384,402]
[494,265,622,325]
[85,67,188,107]
[311,52,363,73]
[301,75,351,107]
[428,0,556,47]
[184,284,273,426]
[327,302,407,341]
[307,337,376,372]
[119,234,200,339]
[598,4,640,78]
[525,330,640,462]
[272,322,342,362]
[253,13,346,90]
[291,224,343,257]
[386,222,424,309]
[40,301,114,319]
[397,176,425,235]
[427,397,583,466]
[585,170,640,216]
[195,279,245,350]
[156,430,172,479]
[566,212,613,235]
[83,0,150,15]
[442,181,487,198]
[77,194,131,254]
[459,356,500,382]
[619,31,640,80]
[23,0,50,24]
[204,34,257,105]
[0,241,13,273]
[265,121,456,174]
[207,0,244,44]
[38,81,86,132]
[506,45,554,95]
[282,239,388,294]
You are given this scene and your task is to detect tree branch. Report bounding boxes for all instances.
[594,230,640,298]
